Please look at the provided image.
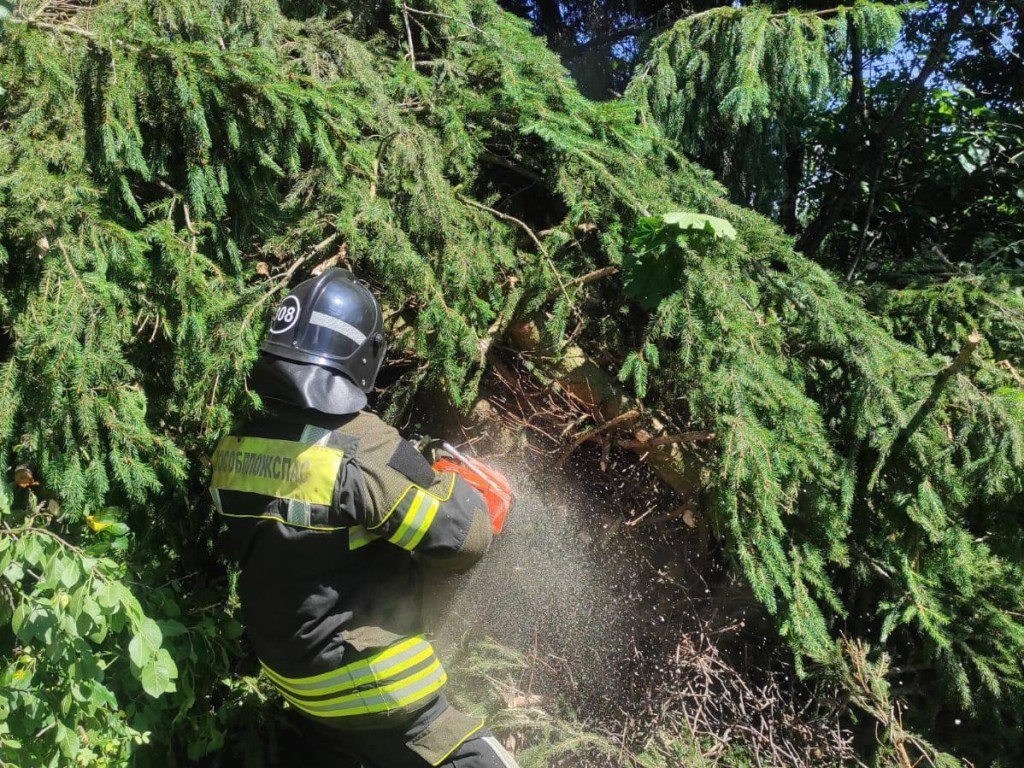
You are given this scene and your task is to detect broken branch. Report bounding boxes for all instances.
[557,409,641,465]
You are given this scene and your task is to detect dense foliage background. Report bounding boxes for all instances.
[1,1,1022,766]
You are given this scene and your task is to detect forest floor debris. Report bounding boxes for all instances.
[432,393,855,767]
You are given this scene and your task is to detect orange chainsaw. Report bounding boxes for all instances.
[427,441,513,535]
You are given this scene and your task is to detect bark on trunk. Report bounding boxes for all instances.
[507,318,703,499]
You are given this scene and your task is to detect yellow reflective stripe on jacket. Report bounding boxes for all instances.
[387,489,441,550]
[279,659,447,717]
[347,525,378,551]
[262,636,433,696]
[210,435,344,505]
[260,636,446,717]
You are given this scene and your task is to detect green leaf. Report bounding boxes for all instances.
[158,619,188,638]
[220,619,243,640]
[623,217,676,309]
[623,212,736,309]
[54,721,79,759]
[12,604,56,643]
[3,559,24,583]
[659,211,737,240]
[11,603,27,636]
[128,635,149,668]
[129,616,164,668]
[59,558,81,589]
[0,0,12,21]
[140,650,177,698]
[96,582,120,610]
[140,617,163,654]
[20,536,44,567]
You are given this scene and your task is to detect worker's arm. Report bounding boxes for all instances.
[342,413,492,571]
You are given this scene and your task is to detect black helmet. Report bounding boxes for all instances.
[255,269,387,414]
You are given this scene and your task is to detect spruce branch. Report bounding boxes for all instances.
[458,195,571,301]
[404,5,482,33]
[402,2,417,69]
[479,151,545,185]
[15,17,97,40]
[882,332,984,474]
[568,265,618,288]
[798,1,968,256]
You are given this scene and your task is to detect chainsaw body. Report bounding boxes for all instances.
[415,439,513,535]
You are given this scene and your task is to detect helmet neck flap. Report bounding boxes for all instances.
[250,356,367,415]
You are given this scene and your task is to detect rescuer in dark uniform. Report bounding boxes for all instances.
[210,269,520,768]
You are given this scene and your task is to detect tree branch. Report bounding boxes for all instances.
[568,265,618,288]
[845,164,881,281]
[479,151,545,185]
[459,196,570,300]
[798,3,968,257]
[847,13,865,130]
[401,2,417,69]
[557,408,641,465]
[617,430,716,451]
[883,332,983,471]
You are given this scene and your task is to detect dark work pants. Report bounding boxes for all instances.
[292,704,521,768]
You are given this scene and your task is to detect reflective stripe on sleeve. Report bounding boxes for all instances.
[281,660,446,717]
[387,489,440,550]
[348,525,379,551]
[260,636,446,717]
[287,425,332,525]
[210,435,344,505]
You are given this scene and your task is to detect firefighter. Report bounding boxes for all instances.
[210,268,520,768]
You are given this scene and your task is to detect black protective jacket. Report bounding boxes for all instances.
[211,403,492,725]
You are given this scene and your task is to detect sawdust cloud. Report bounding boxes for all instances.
[425,459,680,704]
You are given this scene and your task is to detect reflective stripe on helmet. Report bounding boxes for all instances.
[261,636,447,717]
[210,435,344,505]
[387,489,441,550]
[309,310,368,345]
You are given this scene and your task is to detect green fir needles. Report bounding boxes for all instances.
[1,1,1022,766]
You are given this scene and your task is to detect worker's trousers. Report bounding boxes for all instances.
[292,696,521,768]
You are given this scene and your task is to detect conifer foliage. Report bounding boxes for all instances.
[627,3,903,210]
[0,1,1022,766]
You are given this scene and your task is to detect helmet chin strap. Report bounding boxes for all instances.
[250,356,368,415]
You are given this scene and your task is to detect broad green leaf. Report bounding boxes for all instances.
[158,619,188,638]
[88,622,109,644]
[20,536,44,567]
[59,558,81,589]
[55,721,79,759]
[624,212,735,308]
[139,617,163,655]
[11,603,27,636]
[3,560,24,583]
[140,653,176,697]
[128,635,150,668]
[155,647,179,680]
[96,582,120,610]
[659,211,737,240]
[221,619,243,640]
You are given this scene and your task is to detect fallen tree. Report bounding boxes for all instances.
[1,1,1022,766]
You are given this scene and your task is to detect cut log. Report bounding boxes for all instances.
[506,317,704,498]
